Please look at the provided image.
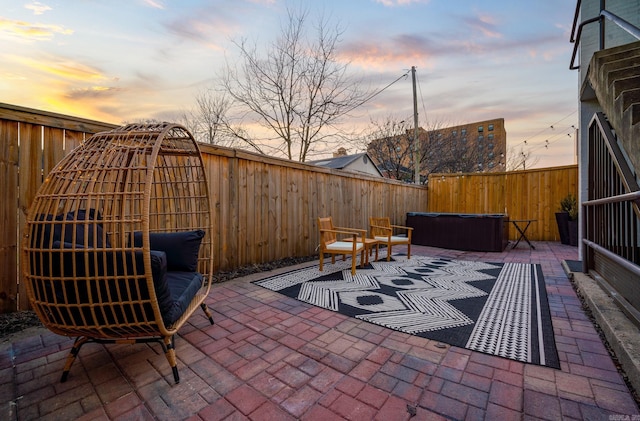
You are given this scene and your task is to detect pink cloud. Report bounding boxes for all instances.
[374,0,430,6]
[339,34,436,70]
[466,13,502,39]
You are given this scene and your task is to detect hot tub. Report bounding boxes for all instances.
[406,212,509,252]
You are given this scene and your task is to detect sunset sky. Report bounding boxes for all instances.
[0,0,578,167]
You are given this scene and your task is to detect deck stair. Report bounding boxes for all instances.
[587,40,640,173]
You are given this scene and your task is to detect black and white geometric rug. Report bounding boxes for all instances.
[253,254,560,369]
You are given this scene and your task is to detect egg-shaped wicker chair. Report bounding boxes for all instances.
[22,122,214,384]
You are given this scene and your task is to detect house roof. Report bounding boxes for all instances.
[310,153,364,169]
[309,152,383,177]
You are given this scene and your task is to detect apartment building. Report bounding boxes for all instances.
[427,117,507,172]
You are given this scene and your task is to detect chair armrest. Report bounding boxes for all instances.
[392,225,412,241]
[333,226,367,238]
[390,224,413,231]
[320,229,358,238]
[319,229,367,248]
[370,224,392,233]
[370,224,392,239]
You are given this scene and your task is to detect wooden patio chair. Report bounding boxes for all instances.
[318,217,366,275]
[369,216,413,261]
[22,123,215,384]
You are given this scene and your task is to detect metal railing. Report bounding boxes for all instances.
[582,112,640,325]
[570,0,640,69]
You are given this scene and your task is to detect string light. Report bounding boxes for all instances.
[517,110,577,153]
[526,124,576,154]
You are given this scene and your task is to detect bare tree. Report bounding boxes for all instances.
[419,119,472,175]
[420,126,492,174]
[364,115,415,182]
[367,116,470,182]
[506,146,539,170]
[221,6,371,162]
[179,89,236,146]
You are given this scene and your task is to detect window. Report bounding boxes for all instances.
[488,143,494,149]
[478,125,483,132]
[488,162,495,168]
[452,130,457,137]
[461,128,467,136]
[478,135,484,142]
[488,134,494,141]
[488,124,494,131]
[489,152,495,159]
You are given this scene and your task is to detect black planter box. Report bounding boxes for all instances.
[406,212,509,252]
[568,220,578,247]
[556,212,570,245]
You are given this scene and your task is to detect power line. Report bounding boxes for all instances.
[415,68,428,124]
[343,69,410,116]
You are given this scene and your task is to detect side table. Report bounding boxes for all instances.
[510,219,536,249]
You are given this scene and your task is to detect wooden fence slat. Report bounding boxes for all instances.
[17,123,45,311]
[0,120,19,312]
[43,127,65,177]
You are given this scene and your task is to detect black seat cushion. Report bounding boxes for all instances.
[163,271,205,326]
[46,242,183,326]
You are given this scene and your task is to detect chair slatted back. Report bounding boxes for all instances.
[318,217,337,246]
[369,217,392,237]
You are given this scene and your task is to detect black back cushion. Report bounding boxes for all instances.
[132,230,204,272]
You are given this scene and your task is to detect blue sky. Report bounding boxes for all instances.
[0,0,578,167]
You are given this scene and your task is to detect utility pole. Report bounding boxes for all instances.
[412,66,420,184]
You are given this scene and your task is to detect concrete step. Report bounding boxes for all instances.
[588,46,640,104]
[607,66,640,92]
[589,40,640,173]
[632,103,640,126]
[594,40,640,64]
[607,66,640,94]
[600,56,640,88]
[619,87,640,113]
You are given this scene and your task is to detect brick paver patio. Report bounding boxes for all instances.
[1,242,638,420]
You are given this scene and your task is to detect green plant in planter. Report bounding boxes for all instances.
[560,194,578,221]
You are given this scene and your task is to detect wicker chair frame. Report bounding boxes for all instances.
[22,123,214,384]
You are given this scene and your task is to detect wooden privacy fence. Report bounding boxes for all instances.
[1,104,117,313]
[1,103,428,313]
[197,143,427,274]
[427,165,579,242]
